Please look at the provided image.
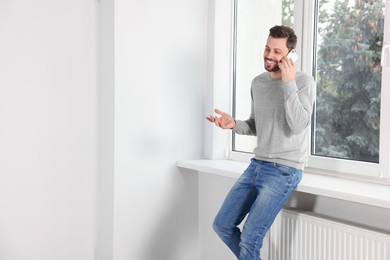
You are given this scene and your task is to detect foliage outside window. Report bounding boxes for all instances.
[313,0,384,163]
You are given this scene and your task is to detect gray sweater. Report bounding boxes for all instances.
[233,71,316,170]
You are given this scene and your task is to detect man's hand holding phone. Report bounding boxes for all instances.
[286,50,298,63]
[279,50,298,83]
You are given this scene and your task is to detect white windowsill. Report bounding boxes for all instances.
[177,159,390,209]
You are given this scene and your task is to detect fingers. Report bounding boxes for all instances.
[206,115,220,124]
[206,115,219,124]
[279,57,296,83]
[206,115,217,122]
[214,109,225,116]
[206,109,233,129]
[280,56,295,68]
[206,115,223,128]
[206,109,225,123]
[285,55,295,63]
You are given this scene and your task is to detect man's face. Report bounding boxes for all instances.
[263,36,290,72]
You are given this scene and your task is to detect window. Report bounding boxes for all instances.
[233,0,295,154]
[231,0,390,179]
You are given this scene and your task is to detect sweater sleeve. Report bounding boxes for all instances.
[232,87,257,136]
[282,74,316,135]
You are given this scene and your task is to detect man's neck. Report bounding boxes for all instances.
[269,71,282,79]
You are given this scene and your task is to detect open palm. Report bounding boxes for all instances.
[206,109,236,129]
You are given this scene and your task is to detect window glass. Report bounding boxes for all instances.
[312,0,385,163]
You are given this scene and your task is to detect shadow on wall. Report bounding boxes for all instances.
[140,168,199,260]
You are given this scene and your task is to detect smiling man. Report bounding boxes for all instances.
[206,25,316,259]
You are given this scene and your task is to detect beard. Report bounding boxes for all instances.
[264,59,280,72]
[270,65,280,72]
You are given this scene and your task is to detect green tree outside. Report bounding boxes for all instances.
[315,0,384,163]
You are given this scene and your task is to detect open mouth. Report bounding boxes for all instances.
[265,58,277,65]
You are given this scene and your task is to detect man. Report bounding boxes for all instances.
[206,25,315,259]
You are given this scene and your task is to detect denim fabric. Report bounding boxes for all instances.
[213,159,302,260]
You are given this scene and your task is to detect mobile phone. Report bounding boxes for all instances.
[286,50,298,63]
[271,50,299,72]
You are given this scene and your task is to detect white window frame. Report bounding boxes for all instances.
[225,0,390,183]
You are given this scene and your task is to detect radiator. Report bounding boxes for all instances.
[268,209,390,260]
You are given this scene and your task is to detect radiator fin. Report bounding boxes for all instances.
[269,209,390,260]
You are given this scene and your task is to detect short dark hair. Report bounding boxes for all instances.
[269,25,297,50]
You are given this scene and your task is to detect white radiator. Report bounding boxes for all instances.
[268,209,390,260]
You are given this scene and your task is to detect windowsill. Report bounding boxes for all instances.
[177,159,390,209]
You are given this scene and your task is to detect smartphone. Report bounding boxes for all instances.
[286,50,298,63]
[271,50,299,72]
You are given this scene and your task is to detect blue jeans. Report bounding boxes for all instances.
[213,159,302,260]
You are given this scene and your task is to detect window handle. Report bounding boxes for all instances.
[381,44,389,67]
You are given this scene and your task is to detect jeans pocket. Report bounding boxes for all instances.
[272,163,295,176]
[273,163,303,187]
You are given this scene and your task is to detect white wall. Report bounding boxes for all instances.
[1,0,208,259]
[0,0,99,259]
[113,0,207,260]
